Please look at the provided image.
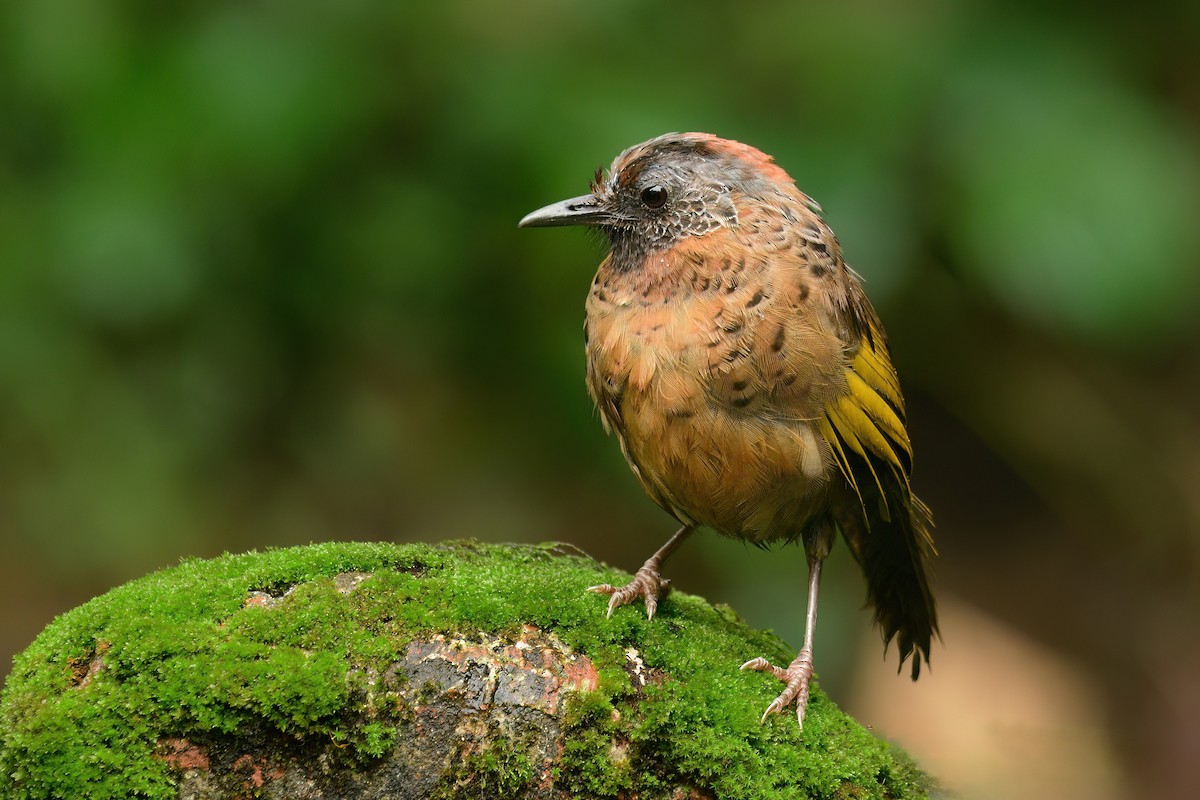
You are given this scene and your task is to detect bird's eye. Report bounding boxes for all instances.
[640,185,668,209]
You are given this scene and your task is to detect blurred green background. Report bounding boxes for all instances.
[2,1,1197,797]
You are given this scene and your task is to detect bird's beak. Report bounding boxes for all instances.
[519,194,610,228]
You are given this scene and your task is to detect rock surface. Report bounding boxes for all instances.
[0,541,933,799]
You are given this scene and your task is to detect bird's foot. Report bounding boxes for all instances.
[741,646,815,727]
[587,561,671,620]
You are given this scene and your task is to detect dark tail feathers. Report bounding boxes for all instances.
[843,486,939,680]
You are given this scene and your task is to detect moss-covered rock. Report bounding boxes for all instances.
[0,541,934,799]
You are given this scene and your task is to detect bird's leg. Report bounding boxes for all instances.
[741,551,824,727]
[588,524,694,620]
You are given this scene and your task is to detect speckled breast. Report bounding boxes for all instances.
[583,231,845,543]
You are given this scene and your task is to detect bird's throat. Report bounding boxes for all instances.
[606,229,661,273]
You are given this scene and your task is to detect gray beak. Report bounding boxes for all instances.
[519,194,610,228]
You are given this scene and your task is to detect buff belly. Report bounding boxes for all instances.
[615,386,834,544]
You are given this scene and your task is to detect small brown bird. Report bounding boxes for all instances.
[520,132,938,727]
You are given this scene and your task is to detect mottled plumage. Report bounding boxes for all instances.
[521,132,938,726]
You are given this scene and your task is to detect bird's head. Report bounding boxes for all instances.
[520,132,809,266]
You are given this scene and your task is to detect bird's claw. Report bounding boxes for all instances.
[739,657,789,681]
[759,698,785,725]
[740,647,815,728]
[587,564,671,619]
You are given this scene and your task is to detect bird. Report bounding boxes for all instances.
[519,132,938,727]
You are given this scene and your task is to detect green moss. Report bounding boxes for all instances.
[0,540,933,799]
[434,732,538,799]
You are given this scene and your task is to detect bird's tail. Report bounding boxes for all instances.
[819,312,939,678]
[851,485,939,679]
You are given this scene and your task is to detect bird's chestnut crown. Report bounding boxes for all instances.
[520,132,799,267]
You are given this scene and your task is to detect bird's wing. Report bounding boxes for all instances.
[816,311,913,517]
